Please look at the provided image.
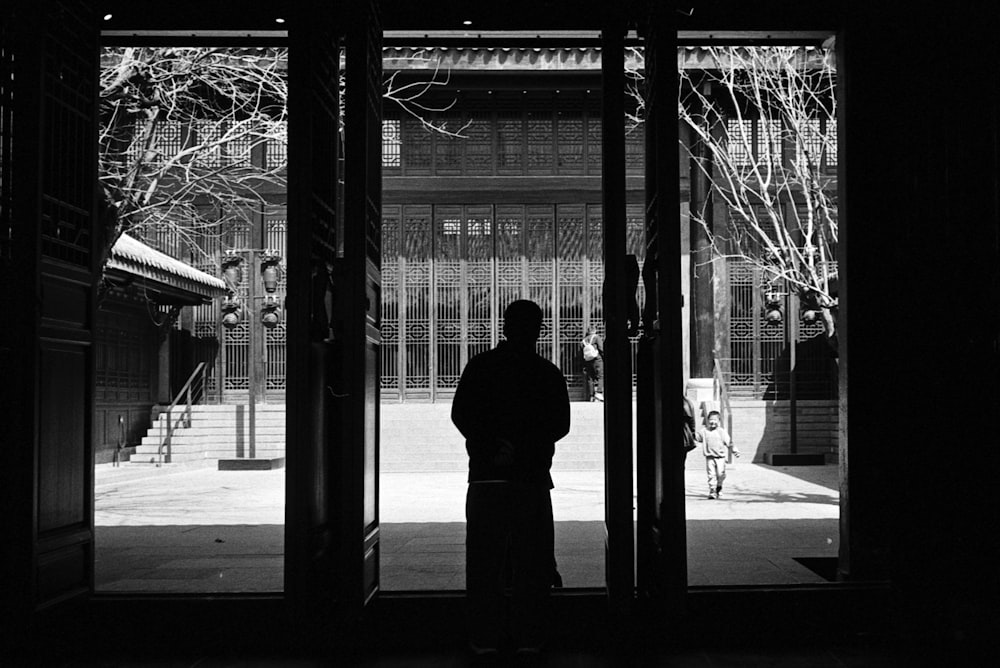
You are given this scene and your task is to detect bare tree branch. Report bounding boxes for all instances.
[100,46,469,296]
[675,45,839,343]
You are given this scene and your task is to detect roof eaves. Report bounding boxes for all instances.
[107,233,228,300]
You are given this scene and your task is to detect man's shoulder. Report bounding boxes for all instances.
[529,352,565,376]
[467,347,502,364]
[468,345,563,376]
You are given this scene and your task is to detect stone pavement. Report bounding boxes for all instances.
[95,459,839,593]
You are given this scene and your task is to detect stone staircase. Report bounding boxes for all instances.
[130,404,286,465]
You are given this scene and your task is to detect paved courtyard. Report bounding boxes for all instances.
[95,460,840,593]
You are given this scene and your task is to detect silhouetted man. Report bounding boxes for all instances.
[452,299,571,657]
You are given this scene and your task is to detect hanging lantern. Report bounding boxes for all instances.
[800,287,824,324]
[261,295,282,328]
[222,254,244,290]
[763,290,783,325]
[260,252,282,293]
[221,298,243,329]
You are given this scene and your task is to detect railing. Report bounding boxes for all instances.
[713,358,734,461]
[158,362,207,466]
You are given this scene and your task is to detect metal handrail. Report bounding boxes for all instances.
[158,362,207,466]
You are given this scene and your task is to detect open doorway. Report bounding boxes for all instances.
[93,41,289,593]
[377,32,618,591]
[379,31,844,592]
[678,38,841,585]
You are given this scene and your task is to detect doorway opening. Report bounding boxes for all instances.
[678,37,842,585]
[378,30,844,592]
[93,41,289,593]
[377,31,622,591]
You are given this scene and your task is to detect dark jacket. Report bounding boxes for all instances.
[451,342,571,487]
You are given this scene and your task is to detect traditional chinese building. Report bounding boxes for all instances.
[95,233,226,462]
[156,45,836,412]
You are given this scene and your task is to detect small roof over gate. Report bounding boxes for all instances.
[107,233,228,305]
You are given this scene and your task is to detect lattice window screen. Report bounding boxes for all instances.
[464,112,493,175]
[526,205,555,361]
[556,111,585,175]
[41,5,95,266]
[382,119,401,169]
[402,117,432,174]
[823,118,838,168]
[381,206,401,394]
[798,119,824,169]
[434,206,463,389]
[526,109,554,174]
[757,118,783,165]
[381,201,613,400]
[265,119,288,170]
[586,205,604,332]
[625,120,645,173]
[557,205,586,390]
[466,205,494,365]
[725,118,754,167]
[193,120,225,168]
[434,114,463,175]
[403,205,432,394]
[496,205,526,346]
[497,112,525,174]
[586,116,602,174]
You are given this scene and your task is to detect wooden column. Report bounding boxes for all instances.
[687,98,716,379]
[601,18,634,619]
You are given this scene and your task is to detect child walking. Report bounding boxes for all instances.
[696,410,739,499]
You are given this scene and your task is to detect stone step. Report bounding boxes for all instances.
[143,402,290,463]
[128,447,287,465]
[152,419,286,429]
[155,403,286,412]
[138,435,287,448]
[144,426,287,439]
[153,414,286,424]
[135,439,285,453]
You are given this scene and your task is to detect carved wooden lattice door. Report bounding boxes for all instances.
[1,0,99,623]
[381,203,609,402]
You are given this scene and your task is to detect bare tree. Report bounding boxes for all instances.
[99,46,289,283]
[677,45,839,345]
[100,45,466,295]
[382,48,472,138]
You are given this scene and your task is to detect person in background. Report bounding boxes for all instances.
[581,325,604,402]
[695,410,739,499]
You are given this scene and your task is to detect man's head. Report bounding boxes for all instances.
[707,410,721,429]
[503,300,543,346]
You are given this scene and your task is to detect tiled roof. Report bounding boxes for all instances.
[383,45,831,72]
[108,233,227,297]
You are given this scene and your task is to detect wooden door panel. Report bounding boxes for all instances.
[285,5,341,612]
[341,0,383,607]
[0,0,98,622]
[600,23,635,614]
[36,1,98,614]
[635,5,686,608]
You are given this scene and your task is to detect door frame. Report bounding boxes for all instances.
[8,0,876,650]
